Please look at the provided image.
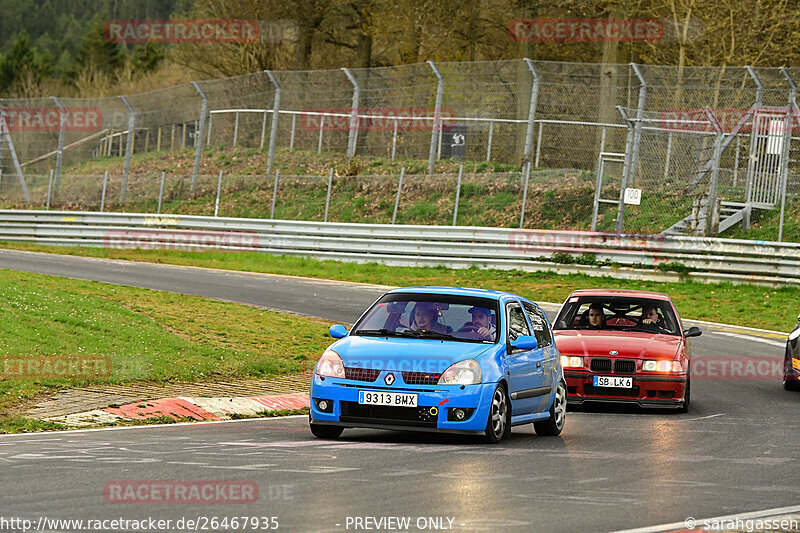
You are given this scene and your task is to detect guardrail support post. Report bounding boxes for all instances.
[453,164,463,226]
[100,170,109,212]
[157,170,166,214]
[392,167,405,224]
[270,169,279,219]
[523,59,540,166]
[214,169,223,217]
[324,168,334,222]
[520,162,531,228]
[427,61,444,175]
[190,82,208,195]
[342,68,360,158]
[265,71,281,181]
[118,96,136,204]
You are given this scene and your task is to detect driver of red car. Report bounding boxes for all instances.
[586,303,606,329]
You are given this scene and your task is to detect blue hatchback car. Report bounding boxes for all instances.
[309,287,566,443]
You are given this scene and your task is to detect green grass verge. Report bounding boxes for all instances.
[2,243,797,332]
[0,268,332,422]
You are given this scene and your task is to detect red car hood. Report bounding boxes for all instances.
[554,330,682,360]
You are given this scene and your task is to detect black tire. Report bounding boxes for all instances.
[678,374,691,413]
[784,379,800,391]
[483,384,511,444]
[309,423,344,439]
[534,380,566,436]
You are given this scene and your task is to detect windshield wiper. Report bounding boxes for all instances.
[404,330,456,340]
[353,328,411,337]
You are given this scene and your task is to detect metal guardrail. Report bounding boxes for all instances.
[0,210,799,284]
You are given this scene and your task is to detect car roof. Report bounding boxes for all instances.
[388,286,518,301]
[568,288,671,301]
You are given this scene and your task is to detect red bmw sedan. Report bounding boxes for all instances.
[552,289,701,412]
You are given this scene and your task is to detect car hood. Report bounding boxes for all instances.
[330,335,495,373]
[553,330,682,360]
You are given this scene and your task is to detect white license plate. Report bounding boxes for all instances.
[358,391,418,407]
[593,376,633,388]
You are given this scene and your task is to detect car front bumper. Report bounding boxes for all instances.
[564,370,687,408]
[309,373,496,433]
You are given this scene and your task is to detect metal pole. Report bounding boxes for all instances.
[392,118,398,160]
[535,122,543,167]
[207,113,213,145]
[486,121,494,161]
[233,111,239,146]
[342,68,361,158]
[317,113,324,154]
[45,169,53,210]
[743,66,765,230]
[523,58,540,165]
[214,169,223,217]
[100,170,108,212]
[616,106,635,234]
[265,71,281,181]
[270,169,279,219]
[51,97,66,200]
[0,108,30,201]
[324,168,334,222]
[519,162,531,228]
[190,81,208,195]
[591,155,604,232]
[663,131,673,179]
[157,170,166,214]
[290,114,296,149]
[453,164,463,226]
[260,110,268,149]
[427,61,444,175]
[779,68,798,241]
[157,126,162,151]
[119,96,136,204]
[626,63,647,188]
[392,167,405,224]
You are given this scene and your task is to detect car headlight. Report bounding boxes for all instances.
[438,359,481,385]
[643,360,682,372]
[560,355,584,368]
[315,349,345,379]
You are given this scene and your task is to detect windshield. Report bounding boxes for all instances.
[352,293,500,343]
[553,296,680,336]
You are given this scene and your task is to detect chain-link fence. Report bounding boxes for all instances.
[1,59,800,241]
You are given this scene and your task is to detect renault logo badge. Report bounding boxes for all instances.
[384,373,395,385]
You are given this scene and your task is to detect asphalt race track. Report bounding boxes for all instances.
[1,249,799,533]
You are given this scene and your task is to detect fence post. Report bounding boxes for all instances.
[663,131,673,179]
[233,111,239,146]
[626,63,647,188]
[157,170,166,214]
[523,58,540,166]
[702,109,724,236]
[778,67,797,242]
[324,168,334,222]
[519,162,531,229]
[0,107,30,201]
[214,169,223,217]
[46,169,54,210]
[486,120,494,161]
[265,71,281,181]
[206,113,213,146]
[392,167,405,224]
[453,164,463,226]
[615,106,634,234]
[290,114,296,149]
[100,170,109,212]
[392,118,398,160]
[427,61,444,175]
[271,169,279,219]
[118,96,136,204]
[535,122,543,167]
[342,68,360,158]
[51,97,67,200]
[318,113,324,154]
[190,81,208,195]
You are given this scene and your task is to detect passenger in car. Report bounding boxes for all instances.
[409,302,450,334]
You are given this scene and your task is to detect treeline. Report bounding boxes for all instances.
[2,0,799,97]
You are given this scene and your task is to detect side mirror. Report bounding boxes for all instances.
[684,326,702,338]
[329,325,349,339]
[510,335,538,351]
